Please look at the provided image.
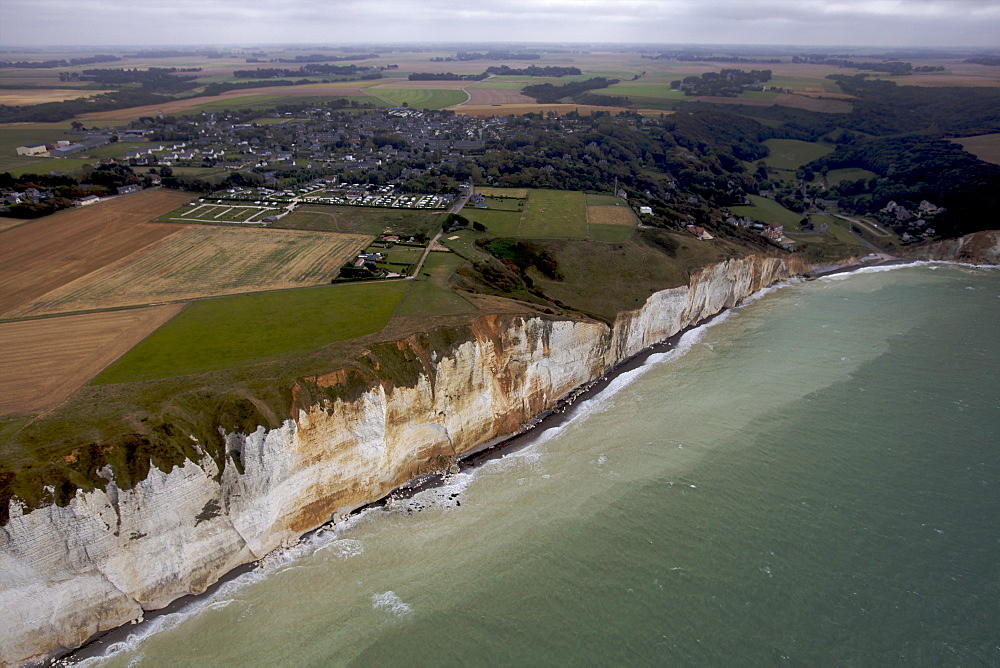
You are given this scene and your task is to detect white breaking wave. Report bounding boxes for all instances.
[371,591,413,618]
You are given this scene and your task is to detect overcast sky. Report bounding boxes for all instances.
[1,0,998,49]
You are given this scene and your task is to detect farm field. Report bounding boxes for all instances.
[474,187,528,198]
[0,217,27,232]
[0,89,112,106]
[397,252,476,317]
[76,82,382,122]
[8,227,371,317]
[761,138,834,170]
[520,189,588,239]
[93,281,410,383]
[278,204,446,238]
[0,189,195,317]
[367,88,468,109]
[951,133,1000,165]
[586,202,637,226]
[461,208,521,237]
[727,194,804,227]
[462,86,534,106]
[0,305,184,415]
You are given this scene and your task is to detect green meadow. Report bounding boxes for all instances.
[94,281,409,383]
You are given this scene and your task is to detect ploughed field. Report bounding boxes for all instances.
[0,189,195,317]
[6,226,371,318]
[0,190,371,415]
[0,305,184,414]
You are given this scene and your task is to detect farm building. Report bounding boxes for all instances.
[16,144,49,157]
[686,225,714,241]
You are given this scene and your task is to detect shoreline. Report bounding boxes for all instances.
[54,254,896,665]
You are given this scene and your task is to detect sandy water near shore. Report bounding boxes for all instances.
[73,263,1000,666]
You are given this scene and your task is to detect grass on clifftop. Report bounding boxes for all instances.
[94,281,409,383]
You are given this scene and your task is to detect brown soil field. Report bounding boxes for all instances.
[952,133,1000,165]
[0,217,27,232]
[0,190,195,318]
[0,89,113,105]
[9,227,372,317]
[463,87,535,106]
[78,83,379,122]
[0,304,184,415]
[587,205,637,226]
[456,103,633,117]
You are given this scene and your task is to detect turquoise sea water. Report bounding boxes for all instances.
[82,263,1000,666]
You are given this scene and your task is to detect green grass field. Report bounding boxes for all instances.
[826,167,878,186]
[604,83,686,102]
[369,89,468,109]
[462,208,522,237]
[93,281,409,383]
[761,139,833,171]
[4,158,94,177]
[727,194,804,227]
[520,189,588,239]
[952,133,1000,166]
[397,252,476,317]
[587,223,634,242]
[482,196,523,211]
[585,193,624,206]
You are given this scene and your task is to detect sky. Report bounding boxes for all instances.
[1,0,999,49]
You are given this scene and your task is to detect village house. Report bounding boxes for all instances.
[686,225,714,240]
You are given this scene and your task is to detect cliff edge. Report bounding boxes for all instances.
[3,255,805,665]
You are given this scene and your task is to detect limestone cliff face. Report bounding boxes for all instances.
[899,230,1000,265]
[0,255,803,666]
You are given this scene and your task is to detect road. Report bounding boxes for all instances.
[409,181,473,278]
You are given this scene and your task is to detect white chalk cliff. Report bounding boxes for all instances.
[1,255,803,665]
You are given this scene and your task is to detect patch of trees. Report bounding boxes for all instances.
[408,72,488,81]
[0,90,172,123]
[521,78,619,103]
[680,77,1000,139]
[0,55,121,68]
[670,69,772,96]
[484,65,582,77]
[246,54,378,63]
[0,166,146,218]
[830,76,1000,136]
[643,53,780,64]
[58,68,201,93]
[791,56,944,75]
[478,238,562,281]
[964,56,1000,66]
[452,51,541,61]
[128,49,226,59]
[233,64,365,78]
[806,135,1000,237]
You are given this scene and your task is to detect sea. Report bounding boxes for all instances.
[78,262,999,667]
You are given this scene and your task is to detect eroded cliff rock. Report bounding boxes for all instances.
[0,255,805,666]
[899,230,1000,265]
